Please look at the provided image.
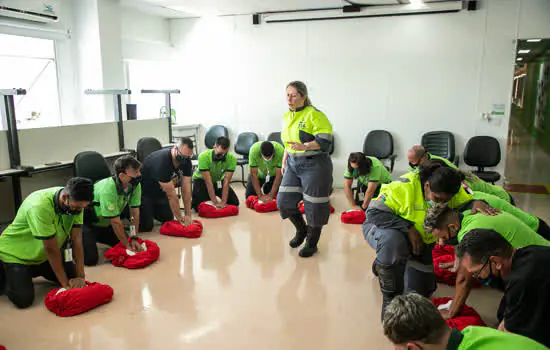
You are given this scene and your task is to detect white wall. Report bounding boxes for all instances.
[168,0,550,187]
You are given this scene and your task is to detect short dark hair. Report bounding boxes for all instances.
[178,137,194,150]
[215,136,230,149]
[347,152,372,176]
[114,155,141,174]
[383,293,448,345]
[456,229,514,265]
[424,203,457,234]
[260,141,275,157]
[65,177,94,202]
[419,163,462,195]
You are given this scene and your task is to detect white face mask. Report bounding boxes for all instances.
[262,156,272,162]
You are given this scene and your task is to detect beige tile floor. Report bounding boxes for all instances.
[0,121,548,350]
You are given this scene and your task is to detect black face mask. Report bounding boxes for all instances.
[214,152,226,162]
[444,235,459,246]
[62,201,82,215]
[175,154,190,163]
[409,162,419,169]
[129,175,142,186]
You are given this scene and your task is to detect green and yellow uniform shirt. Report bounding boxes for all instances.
[465,176,511,202]
[0,187,83,265]
[457,210,550,247]
[281,105,333,156]
[447,326,548,350]
[472,191,539,231]
[192,149,237,183]
[248,141,284,180]
[91,177,141,227]
[344,156,392,185]
[409,152,457,172]
[375,174,473,244]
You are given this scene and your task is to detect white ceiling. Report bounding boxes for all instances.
[121,0,450,18]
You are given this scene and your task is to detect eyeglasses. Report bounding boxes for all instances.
[472,258,491,279]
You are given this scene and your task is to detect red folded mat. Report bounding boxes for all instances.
[431,297,486,331]
[341,210,366,224]
[104,238,160,269]
[160,220,203,238]
[44,281,114,317]
[432,244,458,285]
[298,201,334,214]
[245,196,278,213]
[198,201,239,218]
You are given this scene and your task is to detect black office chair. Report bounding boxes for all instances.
[73,151,111,184]
[363,130,397,172]
[267,132,283,145]
[234,132,259,186]
[136,137,162,162]
[463,136,501,184]
[421,131,459,166]
[205,125,229,149]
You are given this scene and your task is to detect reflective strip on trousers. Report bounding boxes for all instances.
[303,193,330,204]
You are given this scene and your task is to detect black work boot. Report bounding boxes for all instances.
[299,226,321,258]
[373,262,406,320]
[288,214,308,248]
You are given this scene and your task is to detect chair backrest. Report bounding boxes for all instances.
[235,132,259,157]
[421,131,456,161]
[73,151,111,184]
[136,137,162,162]
[205,125,229,149]
[463,136,501,168]
[267,132,283,145]
[363,130,394,159]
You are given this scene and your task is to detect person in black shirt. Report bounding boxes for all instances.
[456,229,550,347]
[140,137,194,232]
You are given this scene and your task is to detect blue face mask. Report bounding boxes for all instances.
[427,200,449,207]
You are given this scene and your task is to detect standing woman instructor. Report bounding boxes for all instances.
[278,81,333,258]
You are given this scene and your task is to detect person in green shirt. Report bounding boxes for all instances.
[344,152,392,210]
[0,178,94,309]
[383,292,548,350]
[191,136,239,209]
[423,204,550,321]
[408,145,457,172]
[246,141,284,202]
[82,155,143,266]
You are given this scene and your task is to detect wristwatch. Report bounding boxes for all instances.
[304,142,310,150]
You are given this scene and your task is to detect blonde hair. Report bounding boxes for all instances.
[287,81,312,106]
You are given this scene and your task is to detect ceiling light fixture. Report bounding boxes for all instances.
[526,39,542,42]
[518,49,531,54]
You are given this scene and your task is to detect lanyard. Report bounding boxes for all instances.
[57,214,74,240]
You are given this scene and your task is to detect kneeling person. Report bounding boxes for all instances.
[192,136,239,209]
[246,141,284,202]
[457,230,550,347]
[0,178,93,309]
[383,292,547,349]
[344,152,392,210]
[83,155,143,266]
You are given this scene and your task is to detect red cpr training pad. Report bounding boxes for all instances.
[104,238,160,269]
[432,244,458,285]
[198,201,239,218]
[160,220,203,238]
[245,196,278,213]
[44,281,113,317]
[299,201,334,214]
[431,297,486,331]
[341,210,366,224]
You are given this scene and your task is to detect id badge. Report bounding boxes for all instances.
[217,180,223,188]
[265,174,271,183]
[129,224,136,237]
[64,248,73,262]
[358,192,365,201]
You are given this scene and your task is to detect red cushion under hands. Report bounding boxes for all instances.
[341,210,366,224]
[44,281,114,317]
[104,238,160,269]
[431,297,486,331]
[432,245,480,288]
[160,220,203,238]
[246,196,278,213]
[197,202,239,218]
[298,201,335,214]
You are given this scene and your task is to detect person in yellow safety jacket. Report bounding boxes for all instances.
[407,145,456,172]
[362,160,498,318]
[277,81,333,258]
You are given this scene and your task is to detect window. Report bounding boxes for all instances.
[0,34,60,129]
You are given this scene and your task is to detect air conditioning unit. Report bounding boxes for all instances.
[0,0,59,24]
